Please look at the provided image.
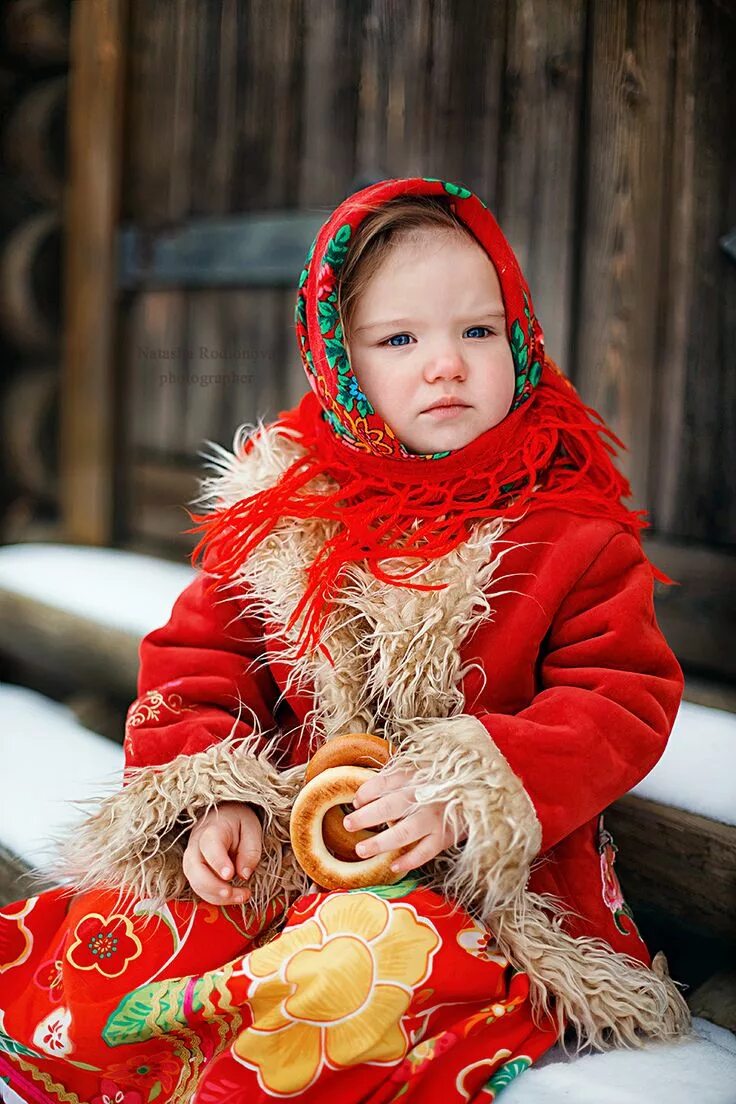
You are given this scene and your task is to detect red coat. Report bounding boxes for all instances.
[124,505,683,971]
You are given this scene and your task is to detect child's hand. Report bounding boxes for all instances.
[342,766,467,876]
[183,801,262,905]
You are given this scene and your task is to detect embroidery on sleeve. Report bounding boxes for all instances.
[597,814,641,939]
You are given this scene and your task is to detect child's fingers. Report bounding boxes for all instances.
[183,850,251,906]
[343,787,415,833]
[389,833,440,874]
[235,828,262,880]
[352,809,431,860]
[198,829,236,881]
[353,767,415,809]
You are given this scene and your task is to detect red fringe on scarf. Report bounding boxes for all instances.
[184,360,673,662]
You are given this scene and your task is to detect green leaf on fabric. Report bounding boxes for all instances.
[485,1054,533,1093]
[324,223,352,268]
[103,977,202,1046]
[348,876,421,899]
[441,181,472,199]
[0,1028,41,1060]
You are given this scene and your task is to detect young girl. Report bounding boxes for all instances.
[0,176,691,1104]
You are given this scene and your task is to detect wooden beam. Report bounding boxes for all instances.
[118,212,327,290]
[60,0,127,544]
[646,535,736,680]
[0,587,140,698]
[607,793,736,942]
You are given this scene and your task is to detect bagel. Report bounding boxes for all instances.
[290,733,407,890]
[305,733,393,860]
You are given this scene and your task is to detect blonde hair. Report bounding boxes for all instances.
[337,195,476,357]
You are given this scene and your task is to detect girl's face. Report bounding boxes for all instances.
[347,228,515,454]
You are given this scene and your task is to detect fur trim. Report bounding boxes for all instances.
[385,714,542,916]
[54,725,311,913]
[386,713,691,1052]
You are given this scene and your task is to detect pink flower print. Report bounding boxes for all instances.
[32,1007,73,1057]
[91,1079,143,1104]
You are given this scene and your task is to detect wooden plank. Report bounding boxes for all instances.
[573,0,674,509]
[188,0,238,216]
[606,793,736,941]
[0,588,140,698]
[291,0,368,404]
[0,844,49,910]
[60,0,126,545]
[118,212,329,289]
[230,0,303,212]
[419,0,507,199]
[646,534,736,680]
[126,458,200,550]
[122,290,188,455]
[124,0,197,225]
[688,971,736,1034]
[683,676,736,715]
[649,0,736,543]
[497,0,585,367]
[298,0,365,201]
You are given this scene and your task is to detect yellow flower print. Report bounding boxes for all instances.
[232,892,441,1096]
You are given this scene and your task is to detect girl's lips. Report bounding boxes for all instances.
[421,404,470,419]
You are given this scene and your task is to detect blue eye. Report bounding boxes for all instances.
[381,327,496,347]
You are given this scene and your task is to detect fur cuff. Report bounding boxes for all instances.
[53,731,312,913]
[386,713,542,916]
[386,713,691,1052]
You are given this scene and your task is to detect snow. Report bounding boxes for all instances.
[501,1017,736,1103]
[0,1021,733,1103]
[0,542,194,639]
[0,683,123,868]
[631,699,736,826]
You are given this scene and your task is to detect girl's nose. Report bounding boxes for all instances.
[426,351,467,380]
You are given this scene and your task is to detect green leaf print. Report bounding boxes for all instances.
[324,336,349,374]
[148,1082,163,1102]
[485,1054,532,1094]
[103,970,231,1047]
[318,295,339,335]
[421,177,472,199]
[0,1027,42,1060]
[442,181,472,198]
[510,319,525,355]
[324,223,352,269]
[529,360,542,387]
[347,876,421,899]
[510,319,529,376]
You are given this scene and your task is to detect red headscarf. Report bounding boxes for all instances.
[187,177,670,660]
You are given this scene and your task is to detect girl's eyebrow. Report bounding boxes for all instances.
[355,308,506,334]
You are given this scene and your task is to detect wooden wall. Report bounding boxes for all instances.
[65,0,736,676]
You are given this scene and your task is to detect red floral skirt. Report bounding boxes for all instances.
[0,877,559,1103]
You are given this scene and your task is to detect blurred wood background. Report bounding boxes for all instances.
[0,0,734,679]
